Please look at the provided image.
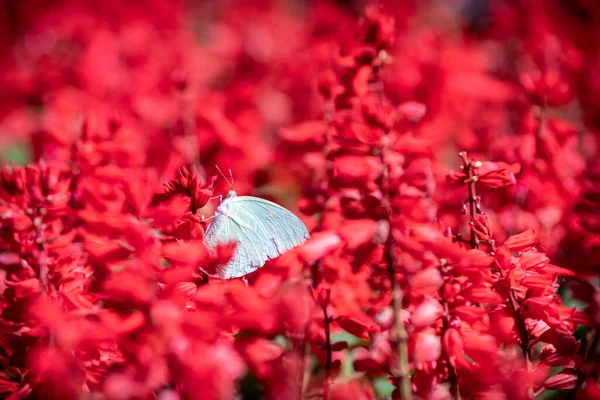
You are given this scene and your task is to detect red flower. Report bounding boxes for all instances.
[332,155,382,188]
[0,2,595,399]
[280,121,328,146]
[543,369,579,390]
[162,166,217,212]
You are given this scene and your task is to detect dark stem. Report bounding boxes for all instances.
[322,296,332,400]
[574,328,599,393]
[491,244,533,397]
[460,152,532,398]
[585,329,600,364]
[373,54,412,397]
[459,152,480,249]
[34,213,48,295]
[534,103,546,141]
[492,244,533,398]
[440,261,461,400]
[380,151,412,399]
[34,210,55,348]
[385,234,412,399]
[489,240,536,399]
[306,93,335,400]
[293,333,308,400]
[316,101,335,400]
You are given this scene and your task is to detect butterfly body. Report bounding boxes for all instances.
[203,190,309,279]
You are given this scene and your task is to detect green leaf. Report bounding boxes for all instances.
[373,376,395,398]
[1,143,32,166]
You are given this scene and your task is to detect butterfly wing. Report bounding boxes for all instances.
[231,196,310,259]
[203,195,309,279]
[202,212,240,279]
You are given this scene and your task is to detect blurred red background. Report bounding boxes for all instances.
[0,1,599,399]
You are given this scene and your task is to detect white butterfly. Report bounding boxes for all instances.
[202,190,310,279]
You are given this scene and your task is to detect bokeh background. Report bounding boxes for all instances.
[0,1,599,398]
[0,0,599,270]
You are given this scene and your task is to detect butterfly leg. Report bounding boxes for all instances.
[207,195,223,203]
[242,276,249,287]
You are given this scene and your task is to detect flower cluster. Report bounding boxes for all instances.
[0,1,598,400]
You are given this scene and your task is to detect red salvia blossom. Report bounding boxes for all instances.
[0,1,598,399]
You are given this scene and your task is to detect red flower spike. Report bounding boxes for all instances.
[202,241,237,277]
[278,285,314,338]
[297,232,342,264]
[312,287,332,309]
[520,70,573,107]
[163,167,217,211]
[446,170,467,186]
[412,328,442,364]
[173,217,205,241]
[398,101,427,123]
[330,380,374,400]
[27,347,84,399]
[332,156,383,188]
[504,229,539,252]
[409,268,444,293]
[410,297,444,327]
[279,121,327,146]
[162,240,208,266]
[148,196,193,233]
[237,337,284,379]
[580,380,600,400]
[462,283,504,305]
[338,219,377,249]
[478,213,494,238]
[543,369,579,390]
[337,315,375,341]
[540,345,582,368]
[477,170,517,188]
[103,270,155,306]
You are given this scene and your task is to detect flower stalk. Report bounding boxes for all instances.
[460,152,533,398]
[322,294,333,400]
[380,149,412,400]
[439,258,461,400]
[459,152,481,250]
[33,211,49,296]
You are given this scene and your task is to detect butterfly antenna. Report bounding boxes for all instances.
[215,165,233,188]
[229,169,235,190]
